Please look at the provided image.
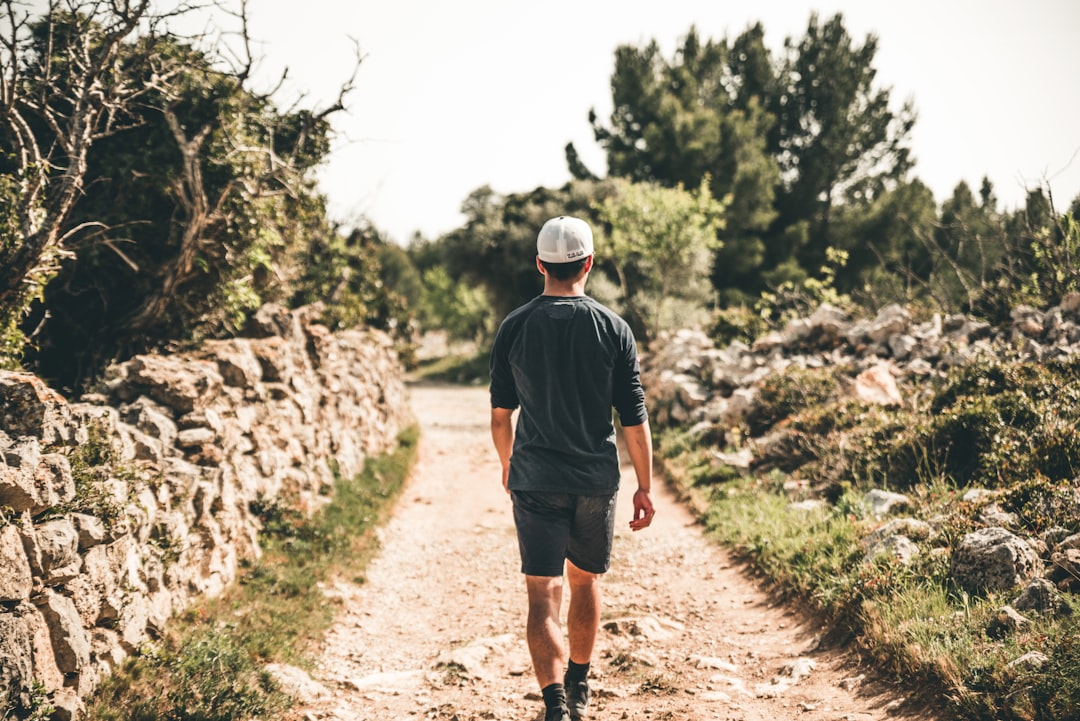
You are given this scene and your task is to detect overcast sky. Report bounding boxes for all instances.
[197,1,1079,242]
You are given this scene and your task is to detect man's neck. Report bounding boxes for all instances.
[542,279,587,297]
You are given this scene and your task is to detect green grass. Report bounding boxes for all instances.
[656,355,1080,719]
[680,467,1080,719]
[85,426,419,721]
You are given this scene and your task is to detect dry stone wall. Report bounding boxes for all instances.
[0,304,408,719]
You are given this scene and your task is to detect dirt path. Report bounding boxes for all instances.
[294,384,942,721]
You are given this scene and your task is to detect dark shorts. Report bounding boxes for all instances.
[510,490,618,577]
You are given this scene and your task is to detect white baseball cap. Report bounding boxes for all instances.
[536,216,594,263]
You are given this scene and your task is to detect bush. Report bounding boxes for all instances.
[745,366,841,436]
[709,305,769,346]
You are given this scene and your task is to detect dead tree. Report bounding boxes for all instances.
[0,0,153,322]
[0,0,359,349]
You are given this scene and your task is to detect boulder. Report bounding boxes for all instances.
[123,398,179,446]
[1012,578,1071,616]
[34,518,81,584]
[864,518,933,547]
[865,304,911,343]
[1008,651,1050,671]
[853,363,902,407]
[1048,548,1080,590]
[0,436,42,513]
[862,489,911,517]
[72,513,107,550]
[950,527,1044,595]
[864,534,920,565]
[111,355,223,414]
[986,605,1032,638]
[198,339,263,389]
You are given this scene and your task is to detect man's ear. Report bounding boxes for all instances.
[584,255,594,273]
[536,256,546,275]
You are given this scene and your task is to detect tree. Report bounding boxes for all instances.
[0,0,156,365]
[920,180,1009,310]
[826,178,938,308]
[595,177,726,341]
[2,2,366,387]
[580,15,916,301]
[436,180,619,324]
[575,27,779,300]
[770,13,916,275]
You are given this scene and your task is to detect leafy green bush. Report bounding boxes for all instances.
[818,358,1080,492]
[745,366,841,436]
[709,305,769,346]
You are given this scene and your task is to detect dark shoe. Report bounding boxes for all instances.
[544,705,571,721]
[565,678,590,720]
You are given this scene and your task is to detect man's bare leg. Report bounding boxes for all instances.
[566,560,601,665]
[525,574,566,688]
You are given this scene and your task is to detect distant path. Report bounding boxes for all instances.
[295,383,942,721]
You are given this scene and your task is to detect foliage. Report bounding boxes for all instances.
[416,267,494,344]
[21,23,344,389]
[0,2,153,373]
[656,349,1080,719]
[411,349,490,386]
[429,180,618,324]
[1029,211,1080,298]
[754,247,854,326]
[1002,477,1080,535]
[576,26,777,299]
[595,177,726,340]
[87,427,419,721]
[744,365,841,437]
[58,418,135,531]
[290,227,414,344]
[0,176,34,369]
[585,13,915,300]
[0,4,396,390]
[1,680,56,721]
[826,178,939,308]
[708,304,770,346]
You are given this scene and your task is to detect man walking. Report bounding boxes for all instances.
[490,216,655,721]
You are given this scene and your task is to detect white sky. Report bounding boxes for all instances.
[102,1,1080,243]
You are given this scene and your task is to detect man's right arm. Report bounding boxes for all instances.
[490,407,515,493]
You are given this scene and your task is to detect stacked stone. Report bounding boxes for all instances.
[0,304,407,719]
[644,293,1080,431]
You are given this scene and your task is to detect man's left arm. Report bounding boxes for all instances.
[622,420,654,531]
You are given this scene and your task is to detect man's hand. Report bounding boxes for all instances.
[501,464,510,494]
[629,488,655,531]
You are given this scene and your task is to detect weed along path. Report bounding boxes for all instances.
[294,384,942,721]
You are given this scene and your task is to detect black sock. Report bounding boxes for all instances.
[541,682,566,710]
[566,660,590,683]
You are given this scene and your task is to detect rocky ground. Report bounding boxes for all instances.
[286,384,945,721]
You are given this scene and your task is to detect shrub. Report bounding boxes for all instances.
[745,366,840,436]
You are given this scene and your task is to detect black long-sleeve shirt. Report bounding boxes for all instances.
[489,295,647,495]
